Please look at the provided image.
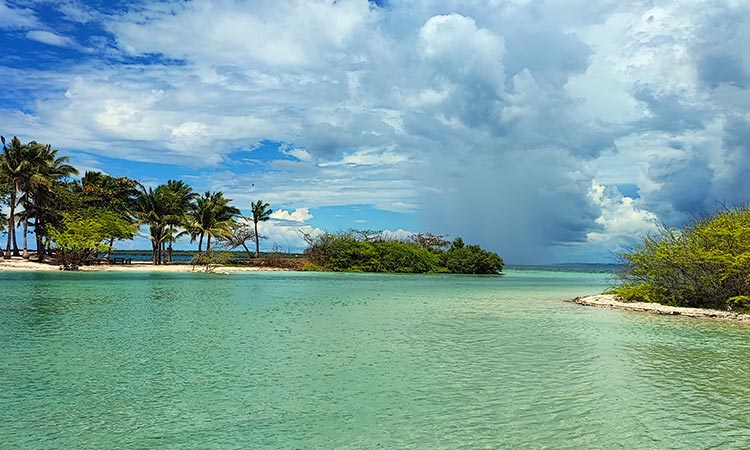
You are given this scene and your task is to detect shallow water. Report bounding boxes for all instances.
[1,270,749,449]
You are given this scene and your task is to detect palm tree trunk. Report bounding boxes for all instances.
[152,240,159,265]
[22,215,28,258]
[168,226,173,264]
[37,212,46,263]
[105,237,114,262]
[254,220,260,258]
[207,235,212,252]
[5,191,16,258]
[241,243,253,259]
[198,233,204,253]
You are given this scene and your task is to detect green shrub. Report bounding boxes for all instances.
[615,206,750,310]
[304,231,502,274]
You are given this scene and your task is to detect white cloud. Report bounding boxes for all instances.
[0,1,39,29]
[585,181,659,245]
[3,1,750,262]
[26,30,76,48]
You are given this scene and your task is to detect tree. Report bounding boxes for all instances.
[28,144,78,262]
[1,136,25,258]
[0,137,77,261]
[135,186,170,264]
[224,219,259,258]
[614,206,750,311]
[250,200,272,257]
[78,172,141,260]
[161,180,197,263]
[187,191,240,253]
[49,209,136,269]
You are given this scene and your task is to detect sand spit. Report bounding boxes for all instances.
[0,257,291,273]
[572,294,750,322]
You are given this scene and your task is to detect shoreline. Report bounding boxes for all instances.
[0,257,292,273]
[572,294,750,322]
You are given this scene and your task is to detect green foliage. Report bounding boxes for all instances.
[441,244,505,274]
[305,231,502,274]
[614,206,750,310]
[49,209,136,269]
[191,249,233,273]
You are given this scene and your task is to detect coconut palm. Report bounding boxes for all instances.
[1,136,26,258]
[135,186,171,264]
[187,191,240,253]
[162,180,197,263]
[25,143,78,262]
[250,200,272,258]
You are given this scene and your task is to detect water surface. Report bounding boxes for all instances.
[1,269,749,449]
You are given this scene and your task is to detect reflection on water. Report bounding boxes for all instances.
[1,270,749,449]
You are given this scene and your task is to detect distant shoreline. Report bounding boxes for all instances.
[0,257,291,273]
[572,294,750,322]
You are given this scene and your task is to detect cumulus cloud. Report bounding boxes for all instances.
[3,0,750,262]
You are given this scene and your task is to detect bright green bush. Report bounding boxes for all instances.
[614,206,750,309]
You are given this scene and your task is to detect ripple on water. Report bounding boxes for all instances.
[1,271,750,449]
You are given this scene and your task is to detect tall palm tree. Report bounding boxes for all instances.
[1,136,26,258]
[25,143,78,262]
[187,191,240,253]
[135,186,170,264]
[162,180,197,263]
[250,200,272,258]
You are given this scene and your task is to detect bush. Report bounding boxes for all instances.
[304,231,503,274]
[614,206,750,309]
[441,243,505,274]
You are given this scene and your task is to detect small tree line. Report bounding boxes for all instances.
[302,230,504,274]
[0,136,272,268]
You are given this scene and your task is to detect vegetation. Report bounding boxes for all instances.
[49,209,137,269]
[613,206,750,312]
[1,134,506,274]
[250,200,272,258]
[304,231,503,274]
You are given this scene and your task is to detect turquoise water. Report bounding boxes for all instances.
[1,269,749,449]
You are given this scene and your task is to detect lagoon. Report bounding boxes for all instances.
[1,269,749,449]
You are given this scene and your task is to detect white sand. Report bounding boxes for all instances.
[0,256,290,273]
[572,294,750,322]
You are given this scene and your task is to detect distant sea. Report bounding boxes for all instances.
[2,268,748,449]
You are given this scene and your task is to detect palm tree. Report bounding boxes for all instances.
[135,186,170,264]
[250,200,272,258]
[187,191,240,253]
[25,143,78,262]
[162,180,197,263]
[0,137,77,261]
[1,136,26,258]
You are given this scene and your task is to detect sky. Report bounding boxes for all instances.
[1,0,749,264]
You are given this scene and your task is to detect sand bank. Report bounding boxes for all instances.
[0,257,291,273]
[572,294,750,322]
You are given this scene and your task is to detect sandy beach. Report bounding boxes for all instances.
[572,294,750,322]
[0,256,291,273]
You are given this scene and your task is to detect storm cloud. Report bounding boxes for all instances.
[1,0,749,262]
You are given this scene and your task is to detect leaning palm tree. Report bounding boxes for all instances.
[250,200,272,258]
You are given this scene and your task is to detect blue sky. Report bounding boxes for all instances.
[1,0,749,263]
